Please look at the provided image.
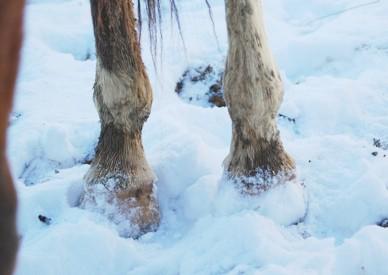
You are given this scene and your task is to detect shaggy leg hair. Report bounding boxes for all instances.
[84,0,159,237]
[223,0,296,193]
[84,0,214,237]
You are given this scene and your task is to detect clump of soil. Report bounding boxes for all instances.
[208,82,225,107]
[174,64,297,123]
[175,64,225,108]
[373,138,388,150]
[378,218,388,228]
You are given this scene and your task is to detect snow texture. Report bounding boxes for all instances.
[8,0,388,274]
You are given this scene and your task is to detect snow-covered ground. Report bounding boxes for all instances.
[9,0,388,274]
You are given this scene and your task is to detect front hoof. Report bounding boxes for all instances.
[82,183,160,238]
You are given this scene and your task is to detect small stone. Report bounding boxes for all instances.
[38,215,52,225]
[372,151,378,157]
[175,80,184,94]
[379,219,388,228]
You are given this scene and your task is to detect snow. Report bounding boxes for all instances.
[8,0,388,274]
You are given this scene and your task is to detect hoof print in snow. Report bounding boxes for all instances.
[38,215,52,225]
[175,64,225,108]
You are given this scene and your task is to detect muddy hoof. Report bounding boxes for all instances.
[82,183,160,238]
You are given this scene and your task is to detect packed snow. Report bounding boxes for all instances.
[8,0,388,274]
